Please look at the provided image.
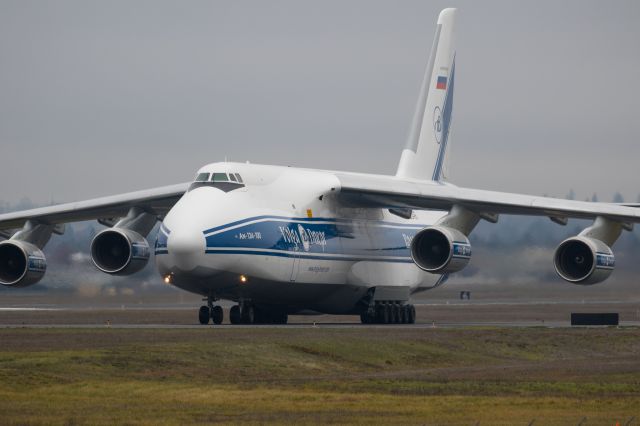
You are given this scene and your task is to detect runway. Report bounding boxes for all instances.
[1,301,639,328]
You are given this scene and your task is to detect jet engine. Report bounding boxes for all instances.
[91,228,150,275]
[0,240,47,287]
[410,226,472,273]
[553,236,615,285]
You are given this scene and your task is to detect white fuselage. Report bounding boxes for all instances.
[155,162,445,314]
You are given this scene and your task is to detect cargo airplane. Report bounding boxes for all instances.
[1,9,637,325]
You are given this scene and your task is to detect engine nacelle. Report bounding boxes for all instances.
[553,236,614,285]
[0,240,47,287]
[410,226,472,273]
[91,228,150,275]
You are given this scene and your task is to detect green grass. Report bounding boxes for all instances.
[0,327,638,424]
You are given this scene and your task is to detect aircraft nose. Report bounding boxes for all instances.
[167,224,205,271]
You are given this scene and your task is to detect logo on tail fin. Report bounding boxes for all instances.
[433,106,443,144]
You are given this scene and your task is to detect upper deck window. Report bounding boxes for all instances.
[211,173,229,182]
[195,172,210,182]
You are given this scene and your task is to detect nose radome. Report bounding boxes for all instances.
[167,225,206,271]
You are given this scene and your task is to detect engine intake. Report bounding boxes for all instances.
[0,240,47,287]
[91,228,150,275]
[410,226,471,273]
[553,236,614,285]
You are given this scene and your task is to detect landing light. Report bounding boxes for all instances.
[239,275,248,284]
[163,274,173,284]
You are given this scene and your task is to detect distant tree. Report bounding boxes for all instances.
[566,189,575,200]
[591,193,599,202]
[612,192,624,203]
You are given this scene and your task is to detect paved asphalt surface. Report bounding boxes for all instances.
[1,301,639,328]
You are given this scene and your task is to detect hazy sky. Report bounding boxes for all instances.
[1,0,639,205]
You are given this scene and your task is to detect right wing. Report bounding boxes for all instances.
[0,183,189,232]
[335,172,640,224]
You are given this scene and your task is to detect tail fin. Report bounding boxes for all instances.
[396,8,457,182]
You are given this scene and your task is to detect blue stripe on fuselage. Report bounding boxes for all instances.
[202,215,425,236]
[155,216,431,263]
[197,216,426,261]
[205,216,425,261]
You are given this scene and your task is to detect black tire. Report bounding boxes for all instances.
[382,304,391,324]
[364,310,376,324]
[408,304,416,324]
[241,305,255,324]
[198,306,210,325]
[211,305,223,325]
[393,304,401,324]
[400,305,407,324]
[230,305,241,325]
[360,313,369,324]
[375,305,385,324]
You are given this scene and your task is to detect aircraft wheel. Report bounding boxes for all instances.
[253,309,271,324]
[374,305,384,324]
[198,306,210,325]
[211,305,223,325]
[393,304,401,324]
[382,304,391,324]
[408,304,416,324]
[241,305,255,324]
[277,312,288,324]
[375,305,384,324]
[230,305,241,325]
[400,305,407,324]
[360,313,369,324]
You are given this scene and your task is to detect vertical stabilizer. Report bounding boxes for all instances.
[396,8,456,182]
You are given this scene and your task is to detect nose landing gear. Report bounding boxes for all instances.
[198,296,224,325]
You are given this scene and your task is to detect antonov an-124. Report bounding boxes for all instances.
[1,9,637,325]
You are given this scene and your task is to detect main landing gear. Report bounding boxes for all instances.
[360,302,416,324]
[229,303,288,325]
[198,300,287,325]
[198,297,224,325]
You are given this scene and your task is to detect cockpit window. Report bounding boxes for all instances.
[195,172,210,182]
[211,173,229,182]
[188,171,244,192]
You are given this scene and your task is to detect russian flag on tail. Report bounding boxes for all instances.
[436,76,447,90]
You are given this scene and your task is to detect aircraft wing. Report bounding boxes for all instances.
[335,173,640,223]
[0,183,189,231]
